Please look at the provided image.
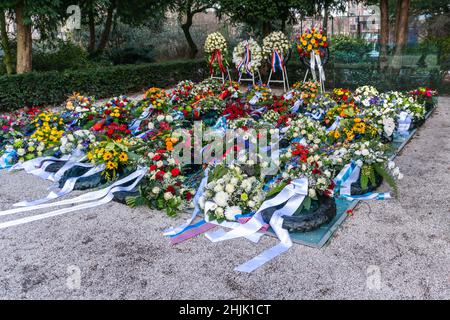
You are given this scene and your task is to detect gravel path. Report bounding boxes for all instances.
[0,98,449,300]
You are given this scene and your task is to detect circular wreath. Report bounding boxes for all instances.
[297,28,330,66]
[262,31,291,59]
[204,32,229,72]
[232,38,263,74]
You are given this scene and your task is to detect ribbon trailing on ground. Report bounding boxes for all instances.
[0,147,16,169]
[13,164,105,207]
[163,168,210,238]
[271,50,284,73]
[205,178,308,273]
[334,161,391,201]
[209,49,227,75]
[397,111,412,136]
[0,167,148,229]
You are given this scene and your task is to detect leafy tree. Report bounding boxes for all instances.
[0,0,62,74]
[167,0,215,58]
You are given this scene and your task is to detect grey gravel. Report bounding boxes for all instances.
[0,97,449,300]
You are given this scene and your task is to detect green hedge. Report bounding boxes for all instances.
[0,59,207,111]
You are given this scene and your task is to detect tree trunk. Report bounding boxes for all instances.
[379,0,389,69]
[15,1,32,74]
[262,21,272,37]
[395,0,410,55]
[0,10,14,75]
[323,7,328,34]
[181,13,197,59]
[96,1,115,53]
[88,3,96,53]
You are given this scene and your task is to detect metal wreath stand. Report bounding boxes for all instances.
[267,48,291,92]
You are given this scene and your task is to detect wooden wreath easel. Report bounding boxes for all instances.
[267,49,291,92]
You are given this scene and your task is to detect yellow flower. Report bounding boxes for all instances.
[103,151,113,161]
[106,161,117,170]
[334,131,341,139]
[119,152,128,163]
[87,152,93,161]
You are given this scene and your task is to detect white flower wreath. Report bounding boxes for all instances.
[232,38,262,74]
[204,32,228,55]
[262,31,291,59]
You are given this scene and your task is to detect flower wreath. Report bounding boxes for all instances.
[204,32,228,75]
[232,38,262,75]
[296,27,329,66]
[262,31,291,72]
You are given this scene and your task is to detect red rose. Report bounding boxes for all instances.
[156,170,165,181]
[107,129,114,136]
[150,165,157,171]
[185,192,193,201]
[153,154,161,161]
[166,185,175,194]
[171,168,181,177]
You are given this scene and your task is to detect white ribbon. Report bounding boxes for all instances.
[249,92,261,105]
[206,178,308,272]
[397,111,412,135]
[0,167,147,230]
[163,168,210,237]
[326,116,341,133]
[0,167,147,218]
[13,164,105,207]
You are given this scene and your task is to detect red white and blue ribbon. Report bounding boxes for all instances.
[238,42,253,76]
[271,50,284,73]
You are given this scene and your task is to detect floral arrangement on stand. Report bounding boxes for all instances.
[262,31,291,59]
[296,27,328,60]
[232,38,263,76]
[204,32,229,75]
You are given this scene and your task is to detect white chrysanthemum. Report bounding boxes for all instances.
[214,191,229,207]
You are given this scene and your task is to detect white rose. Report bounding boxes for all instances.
[308,188,316,198]
[157,115,164,122]
[156,160,163,168]
[215,207,224,218]
[152,187,160,194]
[17,148,26,156]
[163,192,173,200]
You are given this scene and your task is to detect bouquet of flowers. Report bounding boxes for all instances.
[204,32,229,74]
[330,140,402,195]
[292,81,320,106]
[10,138,47,162]
[246,84,273,107]
[191,78,223,98]
[30,111,65,151]
[284,115,328,146]
[409,87,436,111]
[170,80,195,104]
[327,117,378,143]
[262,31,291,59]
[60,130,97,155]
[381,91,426,123]
[324,101,359,126]
[87,138,134,180]
[199,163,265,222]
[144,87,170,113]
[296,27,328,59]
[127,148,193,216]
[232,38,263,75]
[353,86,379,107]
[276,144,334,201]
[332,88,352,103]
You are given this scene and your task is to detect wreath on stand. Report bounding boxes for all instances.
[232,38,263,76]
[296,27,330,67]
[204,32,229,76]
[262,31,291,72]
